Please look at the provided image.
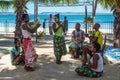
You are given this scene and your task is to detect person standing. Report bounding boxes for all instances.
[21,14,40,71]
[53,14,67,64]
[48,14,54,35]
[43,19,47,34]
[63,16,68,35]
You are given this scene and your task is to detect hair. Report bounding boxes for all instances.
[50,14,52,17]
[94,23,100,28]
[76,22,81,26]
[14,38,19,44]
[64,16,67,19]
[93,42,100,51]
[21,14,28,20]
[54,14,59,19]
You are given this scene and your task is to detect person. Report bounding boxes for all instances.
[46,14,54,35]
[10,38,24,65]
[69,23,85,58]
[63,16,68,35]
[82,23,103,62]
[43,19,47,34]
[21,14,40,71]
[75,42,103,78]
[53,14,67,64]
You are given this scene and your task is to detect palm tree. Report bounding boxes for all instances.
[95,0,120,48]
[0,0,28,38]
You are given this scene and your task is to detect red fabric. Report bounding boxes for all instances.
[23,38,36,65]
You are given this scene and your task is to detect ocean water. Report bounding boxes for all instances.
[0,12,114,30]
[0,12,114,22]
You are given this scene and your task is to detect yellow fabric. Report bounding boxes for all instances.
[93,31,103,48]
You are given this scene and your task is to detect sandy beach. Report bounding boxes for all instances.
[0,35,120,80]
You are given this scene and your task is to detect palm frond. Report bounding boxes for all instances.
[0,1,12,9]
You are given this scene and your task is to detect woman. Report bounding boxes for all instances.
[53,14,67,64]
[75,42,103,78]
[10,38,24,65]
[21,14,40,71]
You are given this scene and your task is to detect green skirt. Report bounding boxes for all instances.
[75,65,103,78]
[53,35,67,58]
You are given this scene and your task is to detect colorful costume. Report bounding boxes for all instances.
[53,23,67,58]
[21,22,36,66]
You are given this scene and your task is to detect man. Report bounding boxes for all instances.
[48,14,54,35]
[69,23,85,58]
[64,16,68,35]
[43,19,47,34]
[82,23,103,64]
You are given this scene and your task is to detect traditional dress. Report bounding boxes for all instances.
[53,23,67,58]
[21,23,36,66]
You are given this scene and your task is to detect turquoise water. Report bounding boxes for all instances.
[0,12,114,23]
[0,12,114,29]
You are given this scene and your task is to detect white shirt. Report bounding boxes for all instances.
[48,18,54,27]
[21,22,32,38]
[90,53,103,72]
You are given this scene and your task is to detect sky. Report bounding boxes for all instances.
[26,2,112,14]
[0,2,112,14]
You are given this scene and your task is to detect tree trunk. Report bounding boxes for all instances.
[14,7,23,38]
[113,9,120,48]
[14,1,26,39]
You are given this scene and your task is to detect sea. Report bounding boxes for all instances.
[0,12,114,22]
[0,12,114,33]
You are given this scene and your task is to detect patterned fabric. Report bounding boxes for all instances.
[75,65,102,78]
[23,38,36,65]
[69,44,82,55]
[53,35,67,58]
[72,30,85,41]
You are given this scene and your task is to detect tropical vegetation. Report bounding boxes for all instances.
[96,0,120,48]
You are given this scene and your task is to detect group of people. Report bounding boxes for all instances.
[69,23,104,78]
[10,13,104,78]
[43,14,68,35]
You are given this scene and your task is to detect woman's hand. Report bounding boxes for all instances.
[74,40,78,44]
[36,23,41,28]
[85,33,89,37]
[60,22,64,27]
[82,59,87,66]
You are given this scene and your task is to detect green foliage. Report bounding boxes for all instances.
[98,0,120,10]
[84,16,93,23]
[0,1,12,10]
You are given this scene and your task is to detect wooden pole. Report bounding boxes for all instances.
[85,5,88,33]
[34,0,38,42]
